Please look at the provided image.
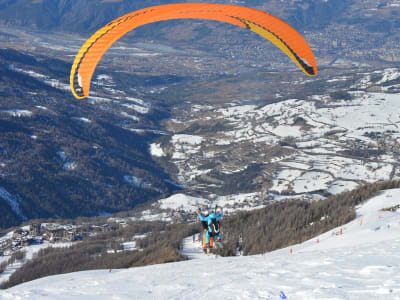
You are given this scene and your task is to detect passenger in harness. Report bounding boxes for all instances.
[197,206,223,252]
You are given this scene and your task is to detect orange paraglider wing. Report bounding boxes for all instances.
[70,3,317,99]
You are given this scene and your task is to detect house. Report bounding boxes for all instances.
[63,231,76,242]
[90,225,103,233]
[13,229,24,239]
[118,222,128,229]
[44,228,65,242]
[30,223,41,236]
[0,239,11,250]
[101,224,111,232]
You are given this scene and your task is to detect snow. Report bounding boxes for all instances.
[121,234,148,251]
[87,96,112,104]
[134,210,172,222]
[123,175,140,187]
[157,194,209,212]
[327,93,400,132]
[9,65,69,91]
[218,104,257,118]
[291,171,333,193]
[56,152,77,171]
[0,241,72,285]
[120,112,139,121]
[214,192,260,208]
[96,75,112,81]
[125,97,149,107]
[167,89,400,195]
[376,68,400,84]
[149,143,166,157]
[0,187,27,220]
[123,176,159,192]
[270,125,302,138]
[172,151,186,160]
[215,139,232,145]
[2,110,32,117]
[172,134,203,145]
[63,161,77,171]
[73,117,91,124]
[132,192,270,222]
[2,188,400,299]
[121,241,136,251]
[128,129,166,135]
[328,180,359,194]
[179,234,216,260]
[326,76,349,83]
[57,151,66,161]
[121,103,149,114]
[170,135,204,161]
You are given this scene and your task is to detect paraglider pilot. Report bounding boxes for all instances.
[196,207,223,250]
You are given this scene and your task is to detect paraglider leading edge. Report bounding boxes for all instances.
[70,3,317,99]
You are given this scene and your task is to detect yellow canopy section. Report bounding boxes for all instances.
[70,3,317,99]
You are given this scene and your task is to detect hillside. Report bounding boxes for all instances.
[1,187,399,299]
[0,0,400,229]
[0,47,181,228]
[157,68,400,196]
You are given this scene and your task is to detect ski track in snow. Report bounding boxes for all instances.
[2,189,400,299]
[180,234,211,260]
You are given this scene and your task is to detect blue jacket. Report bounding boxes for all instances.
[198,211,223,226]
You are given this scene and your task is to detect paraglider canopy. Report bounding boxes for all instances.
[70,3,317,99]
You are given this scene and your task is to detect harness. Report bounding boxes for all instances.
[201,220,208,230]
[208,218,220,237]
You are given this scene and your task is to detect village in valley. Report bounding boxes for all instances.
[0,221,121,257]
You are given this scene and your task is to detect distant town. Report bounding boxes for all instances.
[0,221,129,256]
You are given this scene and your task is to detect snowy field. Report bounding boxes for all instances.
[2,188,400,299]
[0,241,72,285]
[7,44,400,200]
[130,192,281,223]
[163,71,400,196]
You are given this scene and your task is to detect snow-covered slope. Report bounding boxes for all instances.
[163,79,400,196]
[2,189,400,299]
[0,241,72,285]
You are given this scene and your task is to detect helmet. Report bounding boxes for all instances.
[202,210,209,216]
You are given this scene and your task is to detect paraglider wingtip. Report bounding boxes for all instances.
[71,90,87,100]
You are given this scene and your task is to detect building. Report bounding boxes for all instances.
[44,228,65,242]
[13,229,24,239]
[63,231,76,242]
[101,224,112,232]
[30,222,41,236]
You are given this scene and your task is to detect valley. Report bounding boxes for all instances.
[0,0,399,229]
